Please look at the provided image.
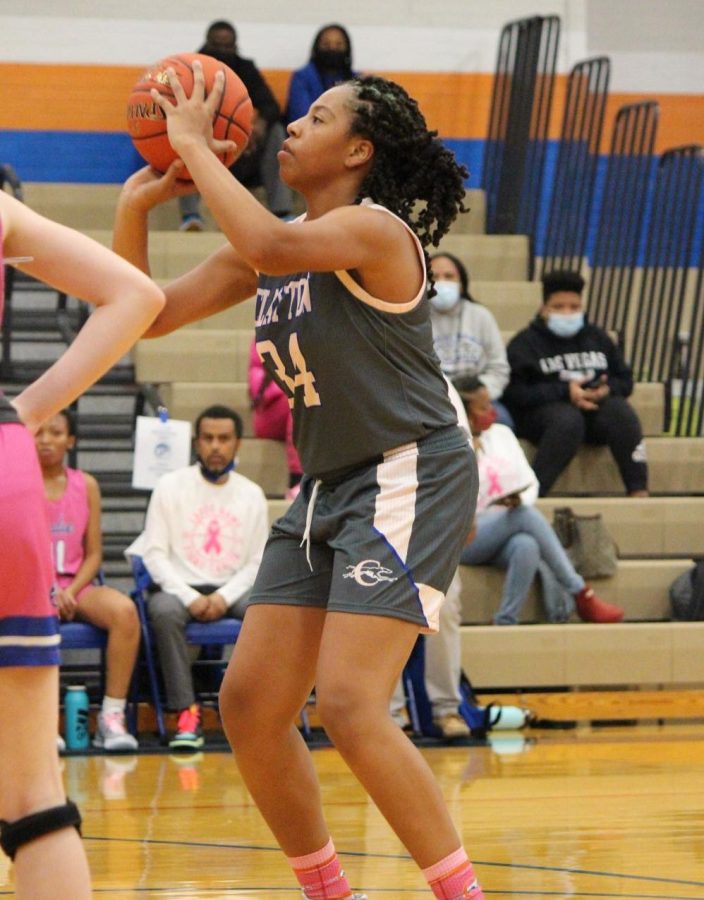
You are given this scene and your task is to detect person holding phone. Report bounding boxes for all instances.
[503,270,649,498]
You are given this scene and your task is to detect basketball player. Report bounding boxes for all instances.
[113,64,483,899]
[0,189,164,899]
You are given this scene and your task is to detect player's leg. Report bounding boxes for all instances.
[316,611,462,864]
[219,602,328,853]
[76,586,140,749]
[76,586,140,700]
[0,666,91,900]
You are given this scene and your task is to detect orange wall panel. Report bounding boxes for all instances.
[1,63,701,151]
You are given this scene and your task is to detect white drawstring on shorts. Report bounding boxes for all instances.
[299,478,321,571]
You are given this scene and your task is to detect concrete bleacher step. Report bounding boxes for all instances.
[177,280,541,334]
[522,436,704,495]
[449,189,486,235]
[85,228,529,284]
[535,496,704,558]
[237,438,289,498]
[470,280,540,330]
[460,621,704,689]
[456,557,693,625]
[24,183,193,232]
[160,382,255,436]
[176,281,540,334]
[133,329,251,383]
[26,182,486,235]
[438,233,529,281]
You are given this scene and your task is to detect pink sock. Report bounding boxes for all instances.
[423,848,484,899]
[287,838,353,899]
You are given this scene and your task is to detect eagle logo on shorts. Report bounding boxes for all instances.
[343,559,398,587]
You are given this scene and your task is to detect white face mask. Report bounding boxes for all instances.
[546,311,584,338]
[430,280,461,312]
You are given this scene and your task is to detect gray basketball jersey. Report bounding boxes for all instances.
[254,204,458,478]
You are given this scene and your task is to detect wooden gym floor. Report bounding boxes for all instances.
[1,722,703,898]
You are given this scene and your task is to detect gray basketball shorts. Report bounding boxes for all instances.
[248,425,478,632]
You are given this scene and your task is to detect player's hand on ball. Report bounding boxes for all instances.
[153,61,238,161]
[122,161,196,212]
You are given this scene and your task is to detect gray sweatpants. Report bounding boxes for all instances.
[148,588,251,711]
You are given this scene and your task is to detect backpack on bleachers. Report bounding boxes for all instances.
[670,560,704,621]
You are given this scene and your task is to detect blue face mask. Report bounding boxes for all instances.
[546,311,584,338]
[430,280,461,312]
[198,458,236,482]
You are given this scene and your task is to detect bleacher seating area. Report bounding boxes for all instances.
[12,182,704,701]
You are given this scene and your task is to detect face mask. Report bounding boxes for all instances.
[313,49,348,71]
[198,458,236,483]
[430,280,461,312]
[472,406,497,434]
[546,312,584,338]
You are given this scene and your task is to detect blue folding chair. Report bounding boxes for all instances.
[129,554,311,743]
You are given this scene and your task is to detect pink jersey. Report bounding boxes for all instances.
[0,226,61,666]
[45,467,90,577]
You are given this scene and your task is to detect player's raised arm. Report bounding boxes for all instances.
[2,192,165,430]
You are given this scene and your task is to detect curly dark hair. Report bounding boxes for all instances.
[346,75,468,248]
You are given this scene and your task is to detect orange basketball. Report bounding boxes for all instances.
[127,52,253,179]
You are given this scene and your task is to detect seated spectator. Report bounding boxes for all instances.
[248,341,303,498]
[429,252,513,426]
[284,23,356,125]
[503,270,649,497]
[35,410,140,751]
[179,19,292,230]
[133,405,268,751]
[456,376,624,624]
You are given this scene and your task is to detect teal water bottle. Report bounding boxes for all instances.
[65,685,90,749]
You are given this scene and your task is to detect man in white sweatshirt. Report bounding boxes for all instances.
[139,404,269,750]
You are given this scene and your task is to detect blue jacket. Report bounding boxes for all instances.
[284,61,356,124]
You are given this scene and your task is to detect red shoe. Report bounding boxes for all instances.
[575,586,624,623]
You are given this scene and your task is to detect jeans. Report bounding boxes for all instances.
[460,505,584,625]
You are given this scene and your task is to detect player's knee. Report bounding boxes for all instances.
[0,800,81,860]
[316,685,367,742]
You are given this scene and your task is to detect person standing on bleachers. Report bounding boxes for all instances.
[36,409,140,752]
[178,19,292,230]
[134,405,268,751]
[503,270,649,497]
[429,252,513,427]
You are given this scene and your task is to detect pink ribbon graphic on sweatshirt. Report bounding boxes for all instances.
[203,520,222,555]
[486,466,502,497]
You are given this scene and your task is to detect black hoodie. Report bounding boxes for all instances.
[504,315,633,413]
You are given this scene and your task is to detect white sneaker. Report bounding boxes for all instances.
[93,709,139,751]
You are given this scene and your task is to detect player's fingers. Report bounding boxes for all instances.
[211,138,239,157]
[150,87,175,113]
[191,59,206,102]
[165,65,188,104]
[204,69,226,114]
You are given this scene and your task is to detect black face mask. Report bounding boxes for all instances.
[313,48,348,71]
